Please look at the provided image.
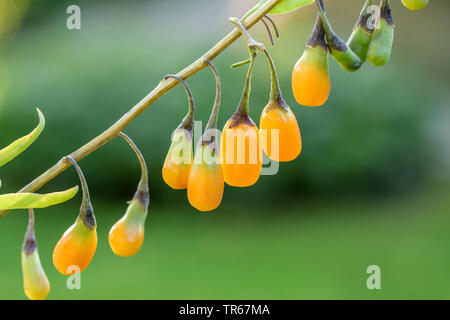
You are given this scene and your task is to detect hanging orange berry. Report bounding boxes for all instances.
[187,143,224,212]
[292,13,330,107]
[260,50,302,162]
[260,101,302,162]
[162,75,195,190]
[53,156,97,275]
[109,132,149,257]
[228,17,302,163]
[163,130,193,190]
[221,50,262,187]
[187,60,224,212]
[53,218,97,275]
[109,198,147,257]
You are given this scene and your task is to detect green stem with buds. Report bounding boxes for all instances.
[0,0,283,219]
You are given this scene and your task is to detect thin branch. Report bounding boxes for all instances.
[0,0,282,219]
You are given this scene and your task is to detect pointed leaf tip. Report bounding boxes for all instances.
[0,108,46,167]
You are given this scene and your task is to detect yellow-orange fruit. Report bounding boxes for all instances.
[292,46,330,107]
[221,118,262,187]
[53,219,97,275]
[187,144,224,212]
[162,129,193,190]
[22,250,50,300]
[260,103,302,162]
[109,199,147,257]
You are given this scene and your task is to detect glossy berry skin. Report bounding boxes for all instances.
[162,129,193,190]
[221,117,262,187]
[22,250,50,300]
[53,219,97,275]
[260,101,302,162]
[187,144,224,212]
[368,19,394,66]
[109,199,147,257]
[401,0,429,11]
[347,25,373,64]
[292,46,330,107]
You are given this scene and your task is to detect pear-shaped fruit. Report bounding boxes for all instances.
[292,14,330,107]
[292,48,330,107]
[22,250,50,300]
[163,129,193,189]
[109,197,148,257]
[221,50,262,187]
[22,210,50,300]
[110,132,150,257]
[221,115,262,187]
[368,0,394,66]
[260,100,302,162]
[53,157,97,275]
[53,217,97,275]
[162,75,195,190]
[187,143,224,212]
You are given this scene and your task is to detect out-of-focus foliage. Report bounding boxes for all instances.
[0,0,30,42]
[2,185,450,299]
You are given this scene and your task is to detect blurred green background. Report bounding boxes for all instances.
[0,0,449,299]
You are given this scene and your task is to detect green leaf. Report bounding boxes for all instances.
[0,186,79,210]
[270,0,315,14]
[0,108,45,167]
[243,0,314,19]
